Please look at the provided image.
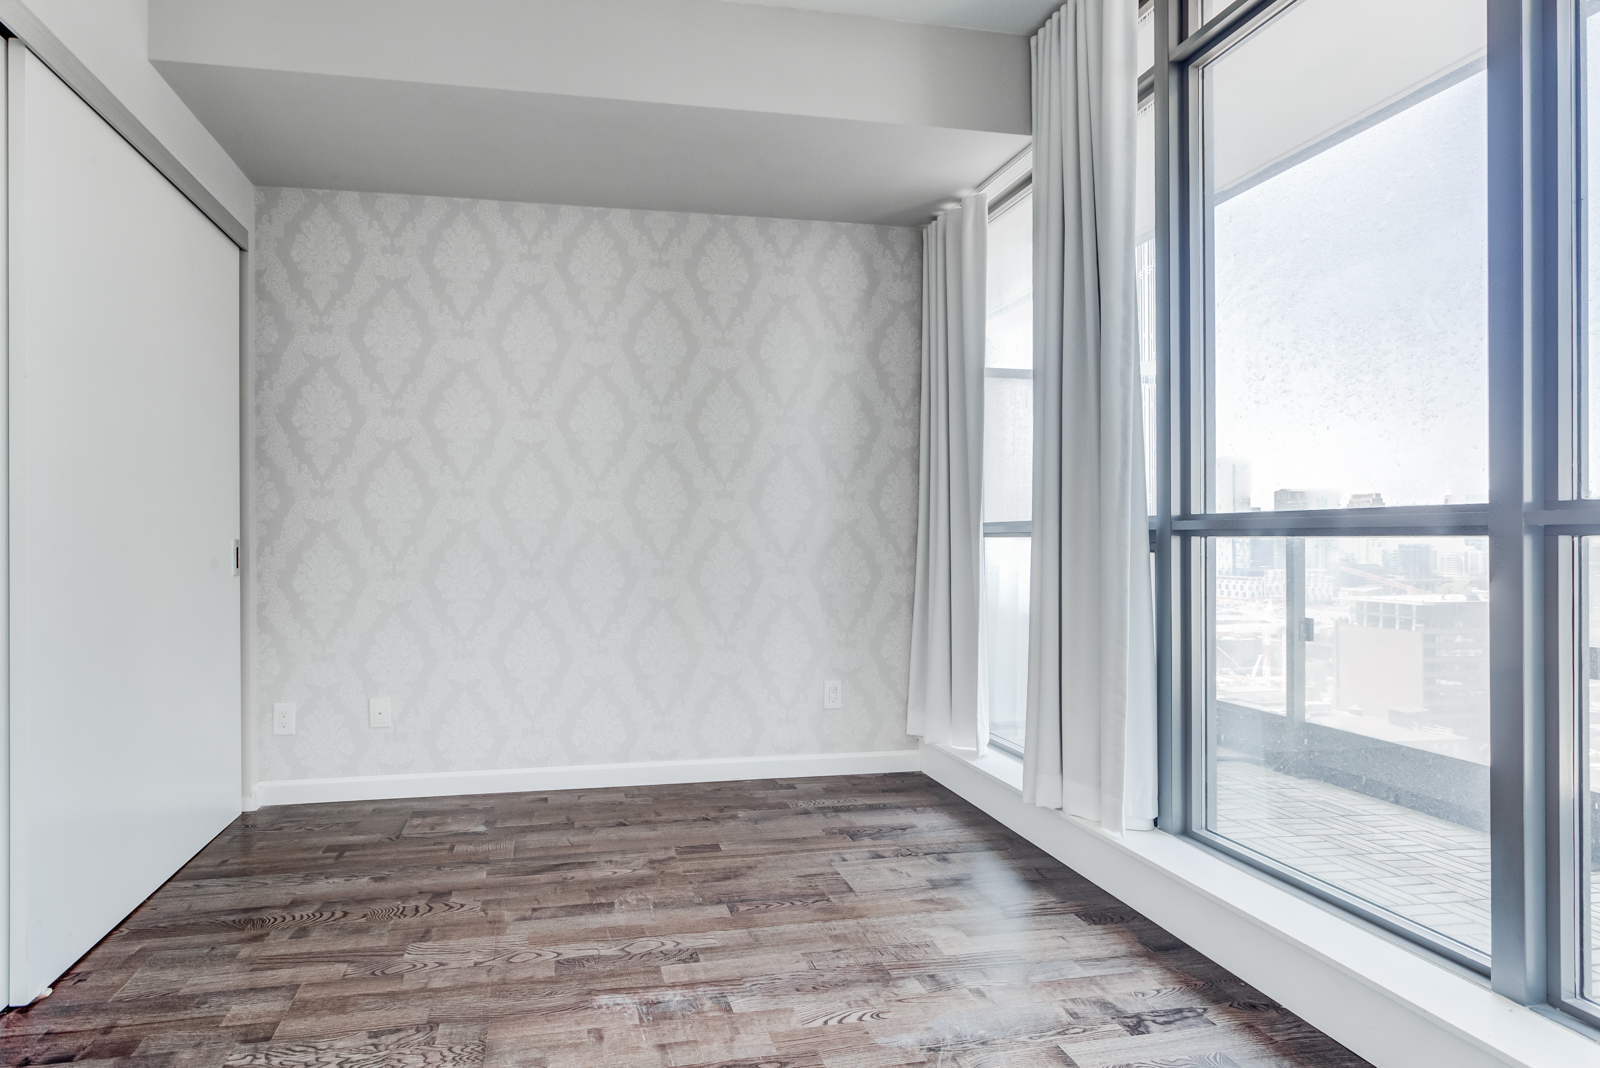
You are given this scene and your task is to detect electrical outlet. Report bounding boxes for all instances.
[823,680,842,710]
[369,697,393,728]
[273,702,296,736]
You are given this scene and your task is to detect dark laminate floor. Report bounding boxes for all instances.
[1,773,1371,1068]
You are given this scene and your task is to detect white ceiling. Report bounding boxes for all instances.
[713,0,1064,35]
[148,0,1034,226]
[154,63,1028,226]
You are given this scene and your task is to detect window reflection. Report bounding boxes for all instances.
[983,190,1034,754]
[1207,0,1487,510]
[1583,540,1600,998]
[985,537,1030,752]
[1210,536,1490,953]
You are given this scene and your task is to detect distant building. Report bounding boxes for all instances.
[1336,594,1489,747]
[1215,565,1334,603]
[1217,456,1252,512]
[1434,548,1486,579]
[1274,487,1340,510]
[1306,568,1338,603]
[1216,567,1284,601]
[1388,543,1436,581]
[1346,492,1385,508]
[1250,537,1284,568]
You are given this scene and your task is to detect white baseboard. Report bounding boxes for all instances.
[920,743,1593,1068]
[249,749,921,808]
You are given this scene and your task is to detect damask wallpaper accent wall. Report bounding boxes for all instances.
[251,187,922,782]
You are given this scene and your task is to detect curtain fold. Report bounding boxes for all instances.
[908,195,989,752]
[1024,0,1156,832]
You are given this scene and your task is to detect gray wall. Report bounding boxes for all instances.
[251,187,921,782]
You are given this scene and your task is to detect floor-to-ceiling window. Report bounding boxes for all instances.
[1197,0,1490,965]
[1153,0,1506,975]
[1147,0,1600,1027]
[983,184,1034,756]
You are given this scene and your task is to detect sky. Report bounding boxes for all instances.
[1211,73,1488,510]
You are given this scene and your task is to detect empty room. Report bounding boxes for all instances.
[0,0,1593,1065]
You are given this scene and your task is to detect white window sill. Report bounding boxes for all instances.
[920,741,1596,1068]
[931,742,1023,792]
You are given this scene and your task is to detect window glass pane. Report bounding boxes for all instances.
[1585,540,1600,998]
[987,194,1032,371]
[985,536,1031,750]
[1137,0,1154,74]
[1205,0,1487,511]
[1212,537,1287,715]
[1209,535,1490,955]
[984,192,1033,755]
[1584,7,1600,496]
[984,192,1033,524]
[1137,95,1156,516]
[984,377,1033,523]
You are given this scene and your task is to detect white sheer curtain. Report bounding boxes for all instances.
[1024,0,1157,831]
[908,195,989,752]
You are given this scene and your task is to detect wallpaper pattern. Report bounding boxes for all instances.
[252,188,921,781]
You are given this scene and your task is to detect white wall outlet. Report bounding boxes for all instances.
[273,702,296,736]
[369,697,393,728]
[823,680,842,710]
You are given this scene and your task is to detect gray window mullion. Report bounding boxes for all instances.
[1174,506,1490,537]
[1527,503,1600,524]
[1486,0,1549,1007]
[1172,0,1280,64]
[1154,0,1185,834]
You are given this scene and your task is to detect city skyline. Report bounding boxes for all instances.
[1214,536,1490,764]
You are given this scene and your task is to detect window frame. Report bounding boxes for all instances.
[1189,0,1492,975]
[981,175,1035,550]
[1145,0,1600,1029]
[1548,0,1599,1026]
[983,175,1035,760]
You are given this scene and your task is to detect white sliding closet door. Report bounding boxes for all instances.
[6,43,241,1005]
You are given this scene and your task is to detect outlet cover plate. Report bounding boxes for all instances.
[273,702,296,736]
[369,697,393,728]
[823,680,842,709]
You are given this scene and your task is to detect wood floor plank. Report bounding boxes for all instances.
[1,774,1370,1067]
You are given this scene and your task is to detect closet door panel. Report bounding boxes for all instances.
[8,43,241,1004]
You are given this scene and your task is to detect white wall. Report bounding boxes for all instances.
[250,187,921,793]
[7,44,242,1005]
